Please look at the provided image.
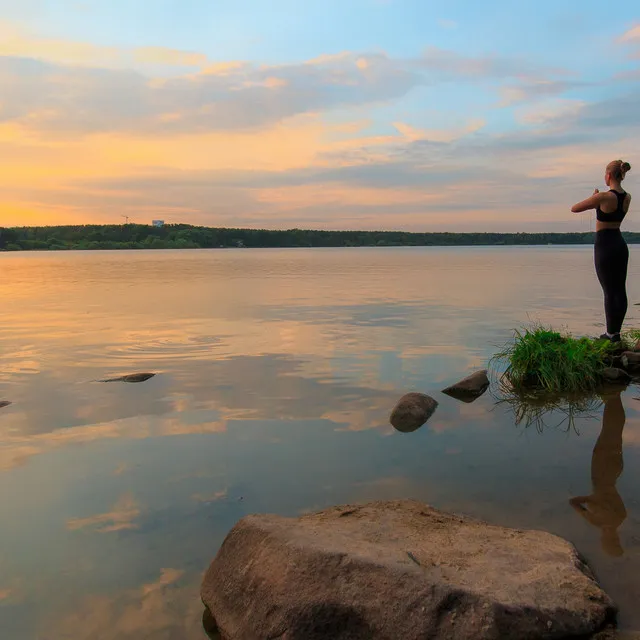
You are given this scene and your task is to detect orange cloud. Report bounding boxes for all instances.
[0,21,119,66]
[255,184,445,209]
[523,135,640,179]
[619,24,640,43]
[133,47,207,68]
[0,20,207,70]
[5,102,491,226]
[393,118,485,142]
[0,114,332,225]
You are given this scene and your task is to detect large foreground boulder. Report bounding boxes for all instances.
[442,369,490,403]
[389,393,438,432]
[201,500,615,640]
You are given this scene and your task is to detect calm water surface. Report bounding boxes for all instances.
[1,247,640,638]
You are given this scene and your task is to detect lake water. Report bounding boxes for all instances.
[2,247,640,639]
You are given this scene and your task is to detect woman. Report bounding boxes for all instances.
[571,160,632,342]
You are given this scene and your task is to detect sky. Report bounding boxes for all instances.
[0,0,639,232]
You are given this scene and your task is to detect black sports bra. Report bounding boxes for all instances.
[596,189,628,223]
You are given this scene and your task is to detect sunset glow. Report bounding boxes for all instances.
[0,2,638,231]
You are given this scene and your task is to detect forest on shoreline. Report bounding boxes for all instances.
[2,224,638,251]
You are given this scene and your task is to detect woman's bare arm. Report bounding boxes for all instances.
[571,189,606,213]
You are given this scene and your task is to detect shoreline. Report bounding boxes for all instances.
[4,243,640,253]
[2,225,640,251]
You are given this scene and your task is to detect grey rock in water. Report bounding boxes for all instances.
[603,368,631,384]
[201,499,616,640]
[621,351,640,373]
[0,401,11,409]
[389,392,438,432]
[100,373,156,383]
[442,369,490,403]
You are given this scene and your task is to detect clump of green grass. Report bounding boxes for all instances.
[491,324,619,394]
[623,328,640,346]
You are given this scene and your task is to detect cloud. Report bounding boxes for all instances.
[0,28,571,137]
[133,47,207,69]
[0,21,207,71]
[514,98,586,125]
[617,24,640,59]
[0,21,637,231]
[199,61,246,76]
[619,24,640,43]
[498,80,584,107]
[393,118,485,142]
[417,46,568,81]
[5,82,636,230]
[0,52,421,135]
[66,493,141,532]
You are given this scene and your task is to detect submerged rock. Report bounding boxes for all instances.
[442,369,490,403]
[389,392,438,432]
[201,499,616,640]
[100,373,156,383]
[0,400,11,409]
[603,368,631,384]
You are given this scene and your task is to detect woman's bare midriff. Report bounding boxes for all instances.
[596,220,622,231]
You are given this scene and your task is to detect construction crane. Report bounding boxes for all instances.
[121,215,130,225]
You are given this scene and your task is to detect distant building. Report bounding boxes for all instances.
[152,220,165,228]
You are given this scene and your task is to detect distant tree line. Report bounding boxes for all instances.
[1,224,639,251]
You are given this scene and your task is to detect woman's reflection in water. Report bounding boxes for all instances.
[570,391,627,557]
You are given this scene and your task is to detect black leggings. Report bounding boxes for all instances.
[595,229,629,335]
